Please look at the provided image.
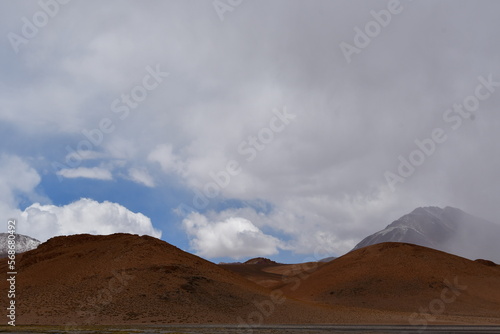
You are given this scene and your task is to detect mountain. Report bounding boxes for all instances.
[221,257,336,288]
[220,259,322,289]
[0,233,270,324]
[243,257,279,265]
[2,233,499,325]
[0,233,40,257]
[352,206,500,262]
[285,242,500,319]
[0,233,390,325]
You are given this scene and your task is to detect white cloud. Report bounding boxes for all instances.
[182,212,282,259]
[19,198,162,242]
[57,167,113,180]
[0,155,161,243]
[148,144,185,175]
[105,137,139,160]
[0,155,44,232]
[128,167,155,187]
[0,154,41,207]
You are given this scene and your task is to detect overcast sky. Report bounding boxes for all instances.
[1,0,499,263]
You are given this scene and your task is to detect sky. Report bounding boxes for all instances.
[1,0,499,264]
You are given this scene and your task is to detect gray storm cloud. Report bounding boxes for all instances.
[1,0,499,257]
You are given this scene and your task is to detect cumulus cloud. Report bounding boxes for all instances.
[180,205,388,258]
[57,167,113,180]
[0,155,161,242]
[182,212,282,259]
[19,198,162,242]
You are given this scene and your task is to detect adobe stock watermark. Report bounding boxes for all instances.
[213,0,244,21]
[51,64,169,181]
[340,0,410,64]
[6,219,17,326]
[176,106,296,215]
[385,74,499,192]
[7,0,71,54]
[407,276,467,333]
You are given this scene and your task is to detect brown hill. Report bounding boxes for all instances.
[219,262,285,288]
[3,235,499,326]
[475,259,498,267]
[3,233,272,324]
[1,233,403,325]
[220,261,324,289]
[244,257,279,265]
[284,242,500,319]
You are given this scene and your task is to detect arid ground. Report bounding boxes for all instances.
[1,234,499,328]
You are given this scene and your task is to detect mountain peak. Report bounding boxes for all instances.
[244,257,279,265]
[411,206,442,213]
[352,206,500,262]
[0,233,40,257]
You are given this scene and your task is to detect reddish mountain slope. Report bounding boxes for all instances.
[220,261,324,289]
[0,234,392,325]
[285,242,500,319]
[2,235,499,326]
